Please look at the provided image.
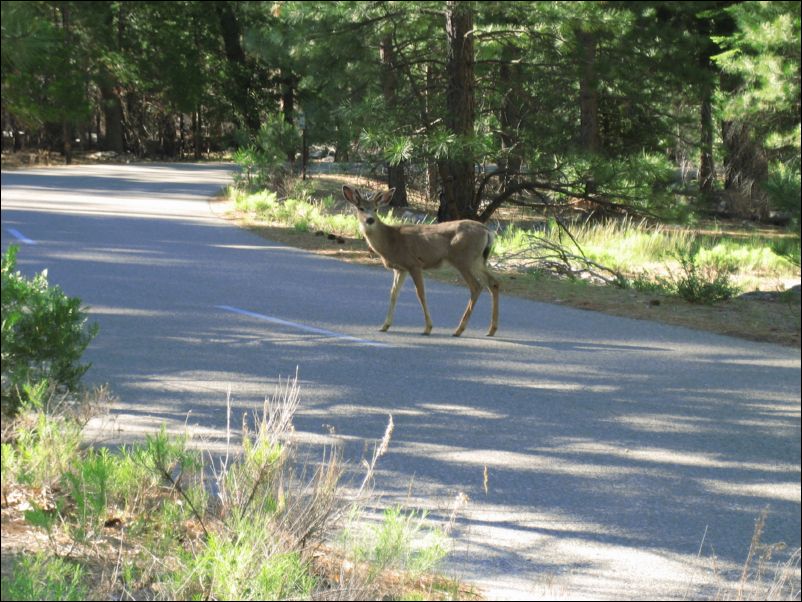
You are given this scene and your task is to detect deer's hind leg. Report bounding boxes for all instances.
[483,268,500,337]
[453,266,484,337]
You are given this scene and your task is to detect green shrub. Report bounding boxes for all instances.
[671,250,741,304]
[62,447,114,542]
[1,245,98,411]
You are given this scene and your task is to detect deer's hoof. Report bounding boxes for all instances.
[380,325,390,332]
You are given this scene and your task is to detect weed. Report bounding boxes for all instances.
[343,505,449,581]
[671,250,741,304]
[0,552,87,601]
[13,402,83,489]
[62,447,114,542]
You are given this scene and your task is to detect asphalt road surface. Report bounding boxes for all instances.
[2,163,800,599]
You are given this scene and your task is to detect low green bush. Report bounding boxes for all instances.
[1,246,98,412]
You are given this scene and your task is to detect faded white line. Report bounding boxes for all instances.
[216,305,393,348]
[6,228,36,245]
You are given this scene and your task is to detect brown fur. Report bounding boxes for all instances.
[342,186,499,336]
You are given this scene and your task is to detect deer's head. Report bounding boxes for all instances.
[342,186,395,231]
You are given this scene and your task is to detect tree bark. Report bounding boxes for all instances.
[60,2,72,164]
[279,69,297,164]
[697,17,716,197]
[437,1,476,220]
[380,34,408,207]
[722,121,770,220]
[576,29,600,153]
[499,44,524,188]
[216,1,261,133]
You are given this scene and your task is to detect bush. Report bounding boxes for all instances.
[1,245,98,411]
[670,250,741,304]
[232,113,301,192]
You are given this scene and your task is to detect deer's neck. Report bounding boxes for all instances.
[361,218,401,256]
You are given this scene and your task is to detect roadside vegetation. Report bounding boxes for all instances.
[0,245,474,601]
[226,173,801,347]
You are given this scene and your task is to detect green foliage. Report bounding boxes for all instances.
[347,506,449,577]
[0,2,91,130]
[668,250,741,304]
[62,447,114,542]
[233,188,364,239]
[714,1,801,220]
[1,246,98,411]
[0,553,87,602]
[167,521,317,601]
[13,400,83,489]
[232,114,302,191]
[765,160,802,228]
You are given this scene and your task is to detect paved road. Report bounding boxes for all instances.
[2,164,800,599]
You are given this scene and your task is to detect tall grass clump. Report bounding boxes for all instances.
[0,552,88,601]
[234,188,363,239]
[494,217,798,302]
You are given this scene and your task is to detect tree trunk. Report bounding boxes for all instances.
[699,90,715,195]
[216,1,260,133]
[179,113,185,158]
[193,108,202,160]
[162,113,177,157]
[437,1,476,220]
[60,2,72,164]
[576,29,600,153]
[62,121,72,165]
[697,17,716,197]
[499,44,524,188]
[424,64,438,201]
[380,33,408,207]
[722,120,770,220]
[280,69,297,164]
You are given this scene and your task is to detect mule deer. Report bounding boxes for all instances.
[342,185,499,336]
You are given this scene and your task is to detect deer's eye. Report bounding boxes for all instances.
[358,207,365,212]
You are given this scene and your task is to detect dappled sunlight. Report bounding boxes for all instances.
[555,440,798,474]
[696,356,802,369]
[461,373,621,394]
[698,479,801,503]
[211,243,296,252]
[394,442,641,479]
[88,305,172,318]
[55,248,188,268]
[612,413,716,435]
[417,402,506,420]
[4,164,799,601]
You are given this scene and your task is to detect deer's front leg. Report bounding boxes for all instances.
[381,269,407,332]
[409,268,433,335]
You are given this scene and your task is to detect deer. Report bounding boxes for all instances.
[342,185,499,337]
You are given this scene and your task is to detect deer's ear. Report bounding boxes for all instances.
[375,188,396,207]
[342,185,361,205]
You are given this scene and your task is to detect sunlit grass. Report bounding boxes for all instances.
[494,218,799,284]
[231,187,800,291]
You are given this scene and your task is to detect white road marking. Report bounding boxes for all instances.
[216,305,393,348]
[6,228,36,245]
